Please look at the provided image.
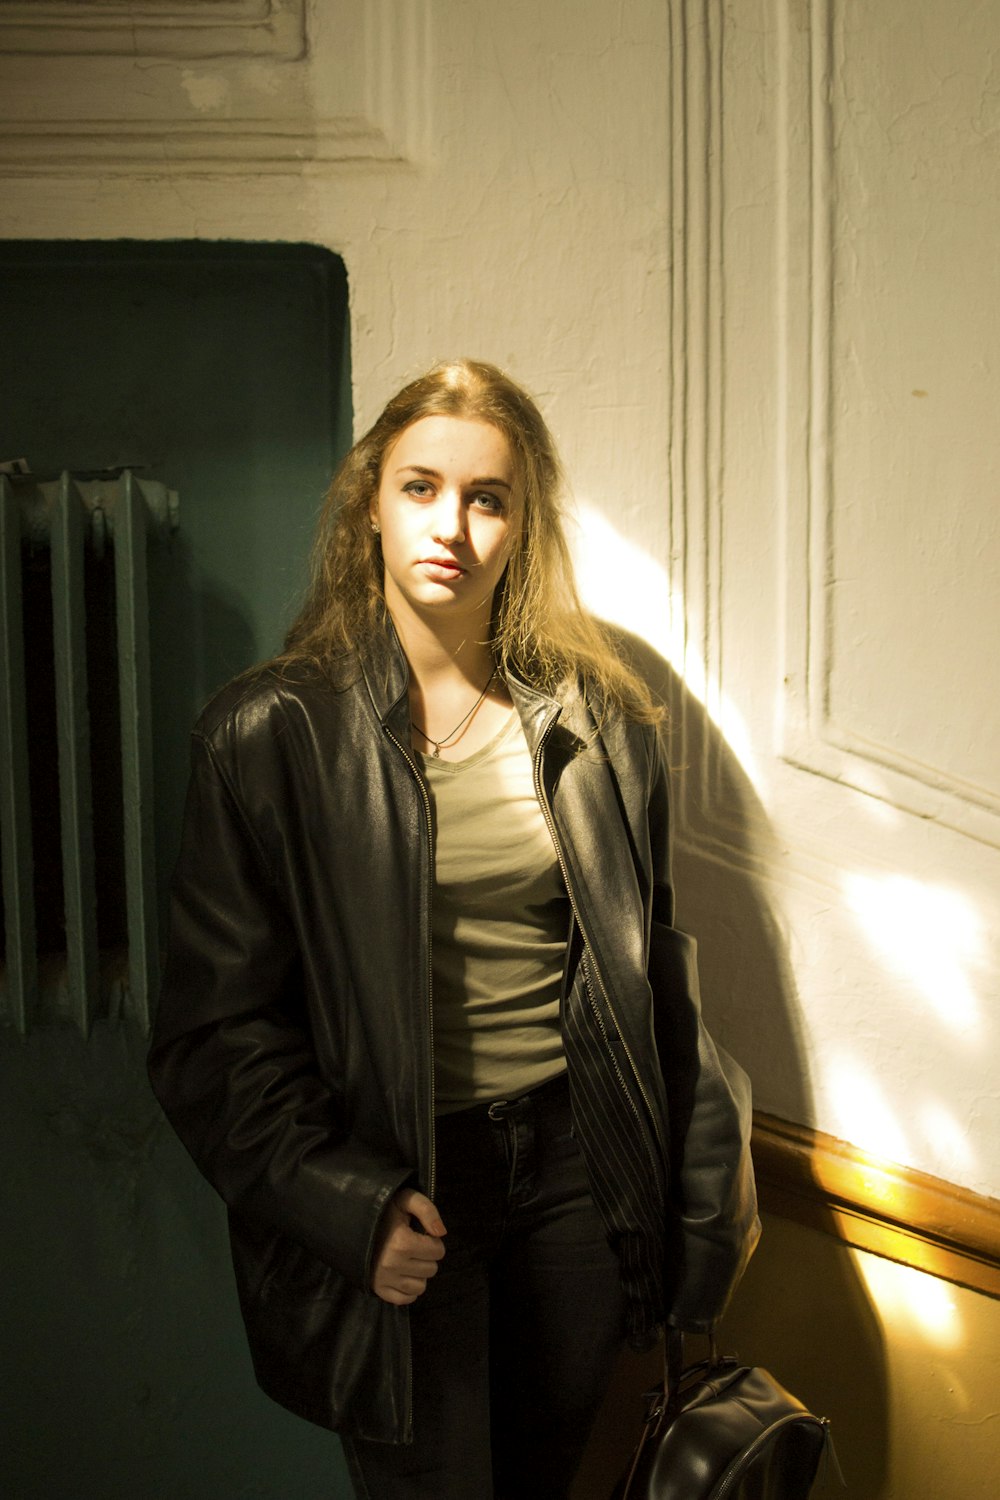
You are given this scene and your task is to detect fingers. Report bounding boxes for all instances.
[376,1275,435,1307]
[395,1188,447,1239]
[370,1187,447,1307]
[377,1287,411,1307]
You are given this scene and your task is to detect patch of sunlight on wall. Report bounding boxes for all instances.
[570,502,764,794]
[841,873,985,1035]
[570,501,679,666]
[919,1101,977,1181]
[855,1248,964,1351]
[841,762,905,826]
[823,1055,911,1165]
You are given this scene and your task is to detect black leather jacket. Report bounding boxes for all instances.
[148,626,759,1442]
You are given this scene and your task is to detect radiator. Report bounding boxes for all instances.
[0,471,179,1036]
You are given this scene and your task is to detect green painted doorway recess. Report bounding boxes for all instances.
[0,239,355,1500]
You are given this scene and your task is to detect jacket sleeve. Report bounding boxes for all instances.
[148,731,411,1291]
[645,725,761,1331]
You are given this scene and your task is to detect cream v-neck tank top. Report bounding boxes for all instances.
[418,712,570,1113]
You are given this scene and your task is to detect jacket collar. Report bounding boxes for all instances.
[356,615,412,741]
[357,615,579,758]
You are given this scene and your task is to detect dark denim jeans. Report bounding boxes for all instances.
[343,1071,625,1500]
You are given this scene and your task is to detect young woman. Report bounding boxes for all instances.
[148,360,759,1500]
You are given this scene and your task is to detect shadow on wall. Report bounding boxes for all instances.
[573,631,889,1500]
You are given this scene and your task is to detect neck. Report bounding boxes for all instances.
[386,599,509,762]
[387,601,496,696]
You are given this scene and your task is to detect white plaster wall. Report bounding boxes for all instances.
[0,1,670,498]
[2,0,999,1208]
[670,0,1000,1203]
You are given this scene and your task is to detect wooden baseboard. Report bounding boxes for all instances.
[751,1111,1000,1300]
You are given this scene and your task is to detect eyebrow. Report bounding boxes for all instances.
[395,464,512,490]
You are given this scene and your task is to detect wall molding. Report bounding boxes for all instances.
[753,1110,1000,1300]
[667,0,1000,853]
[666,0,732,854]
[774,0,1000,849]
[0,120,405,174]
[0,0,305,60]
[0,0,429,174]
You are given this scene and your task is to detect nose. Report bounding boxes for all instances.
[432,488,466,545]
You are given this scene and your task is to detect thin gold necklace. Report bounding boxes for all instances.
[411,669,497,757]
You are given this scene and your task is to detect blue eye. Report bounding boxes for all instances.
[403,480,434,497]
[473,492,504,513]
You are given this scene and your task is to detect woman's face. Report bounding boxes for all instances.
[372,415,521,633]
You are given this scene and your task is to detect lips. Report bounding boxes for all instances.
[419,557,465,579]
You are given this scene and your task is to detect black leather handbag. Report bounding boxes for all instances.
[613,1332,836,1500]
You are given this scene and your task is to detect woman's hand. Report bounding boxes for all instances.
[371,1187,447,1306]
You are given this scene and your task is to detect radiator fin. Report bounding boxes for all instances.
[116,472,159,1033]
[51,473,100,1035]
[0,471,177,1034]
[0,477,38,1033]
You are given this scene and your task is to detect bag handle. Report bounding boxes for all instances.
[665,1328,720,1401]
[617,1331,724,1498]
[666,1328,684,1397]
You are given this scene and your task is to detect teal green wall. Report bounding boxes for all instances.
[0,241,354,1498]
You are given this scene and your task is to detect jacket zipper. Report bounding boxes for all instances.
[531,712,666,1178]
[578,949,647,1135]
[384,727,437,1203]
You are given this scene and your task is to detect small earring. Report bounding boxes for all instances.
[371,520,381,535]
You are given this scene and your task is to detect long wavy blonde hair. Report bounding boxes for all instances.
[283,359,662,723]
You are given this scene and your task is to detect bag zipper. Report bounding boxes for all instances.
[711,1412,833,1499]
